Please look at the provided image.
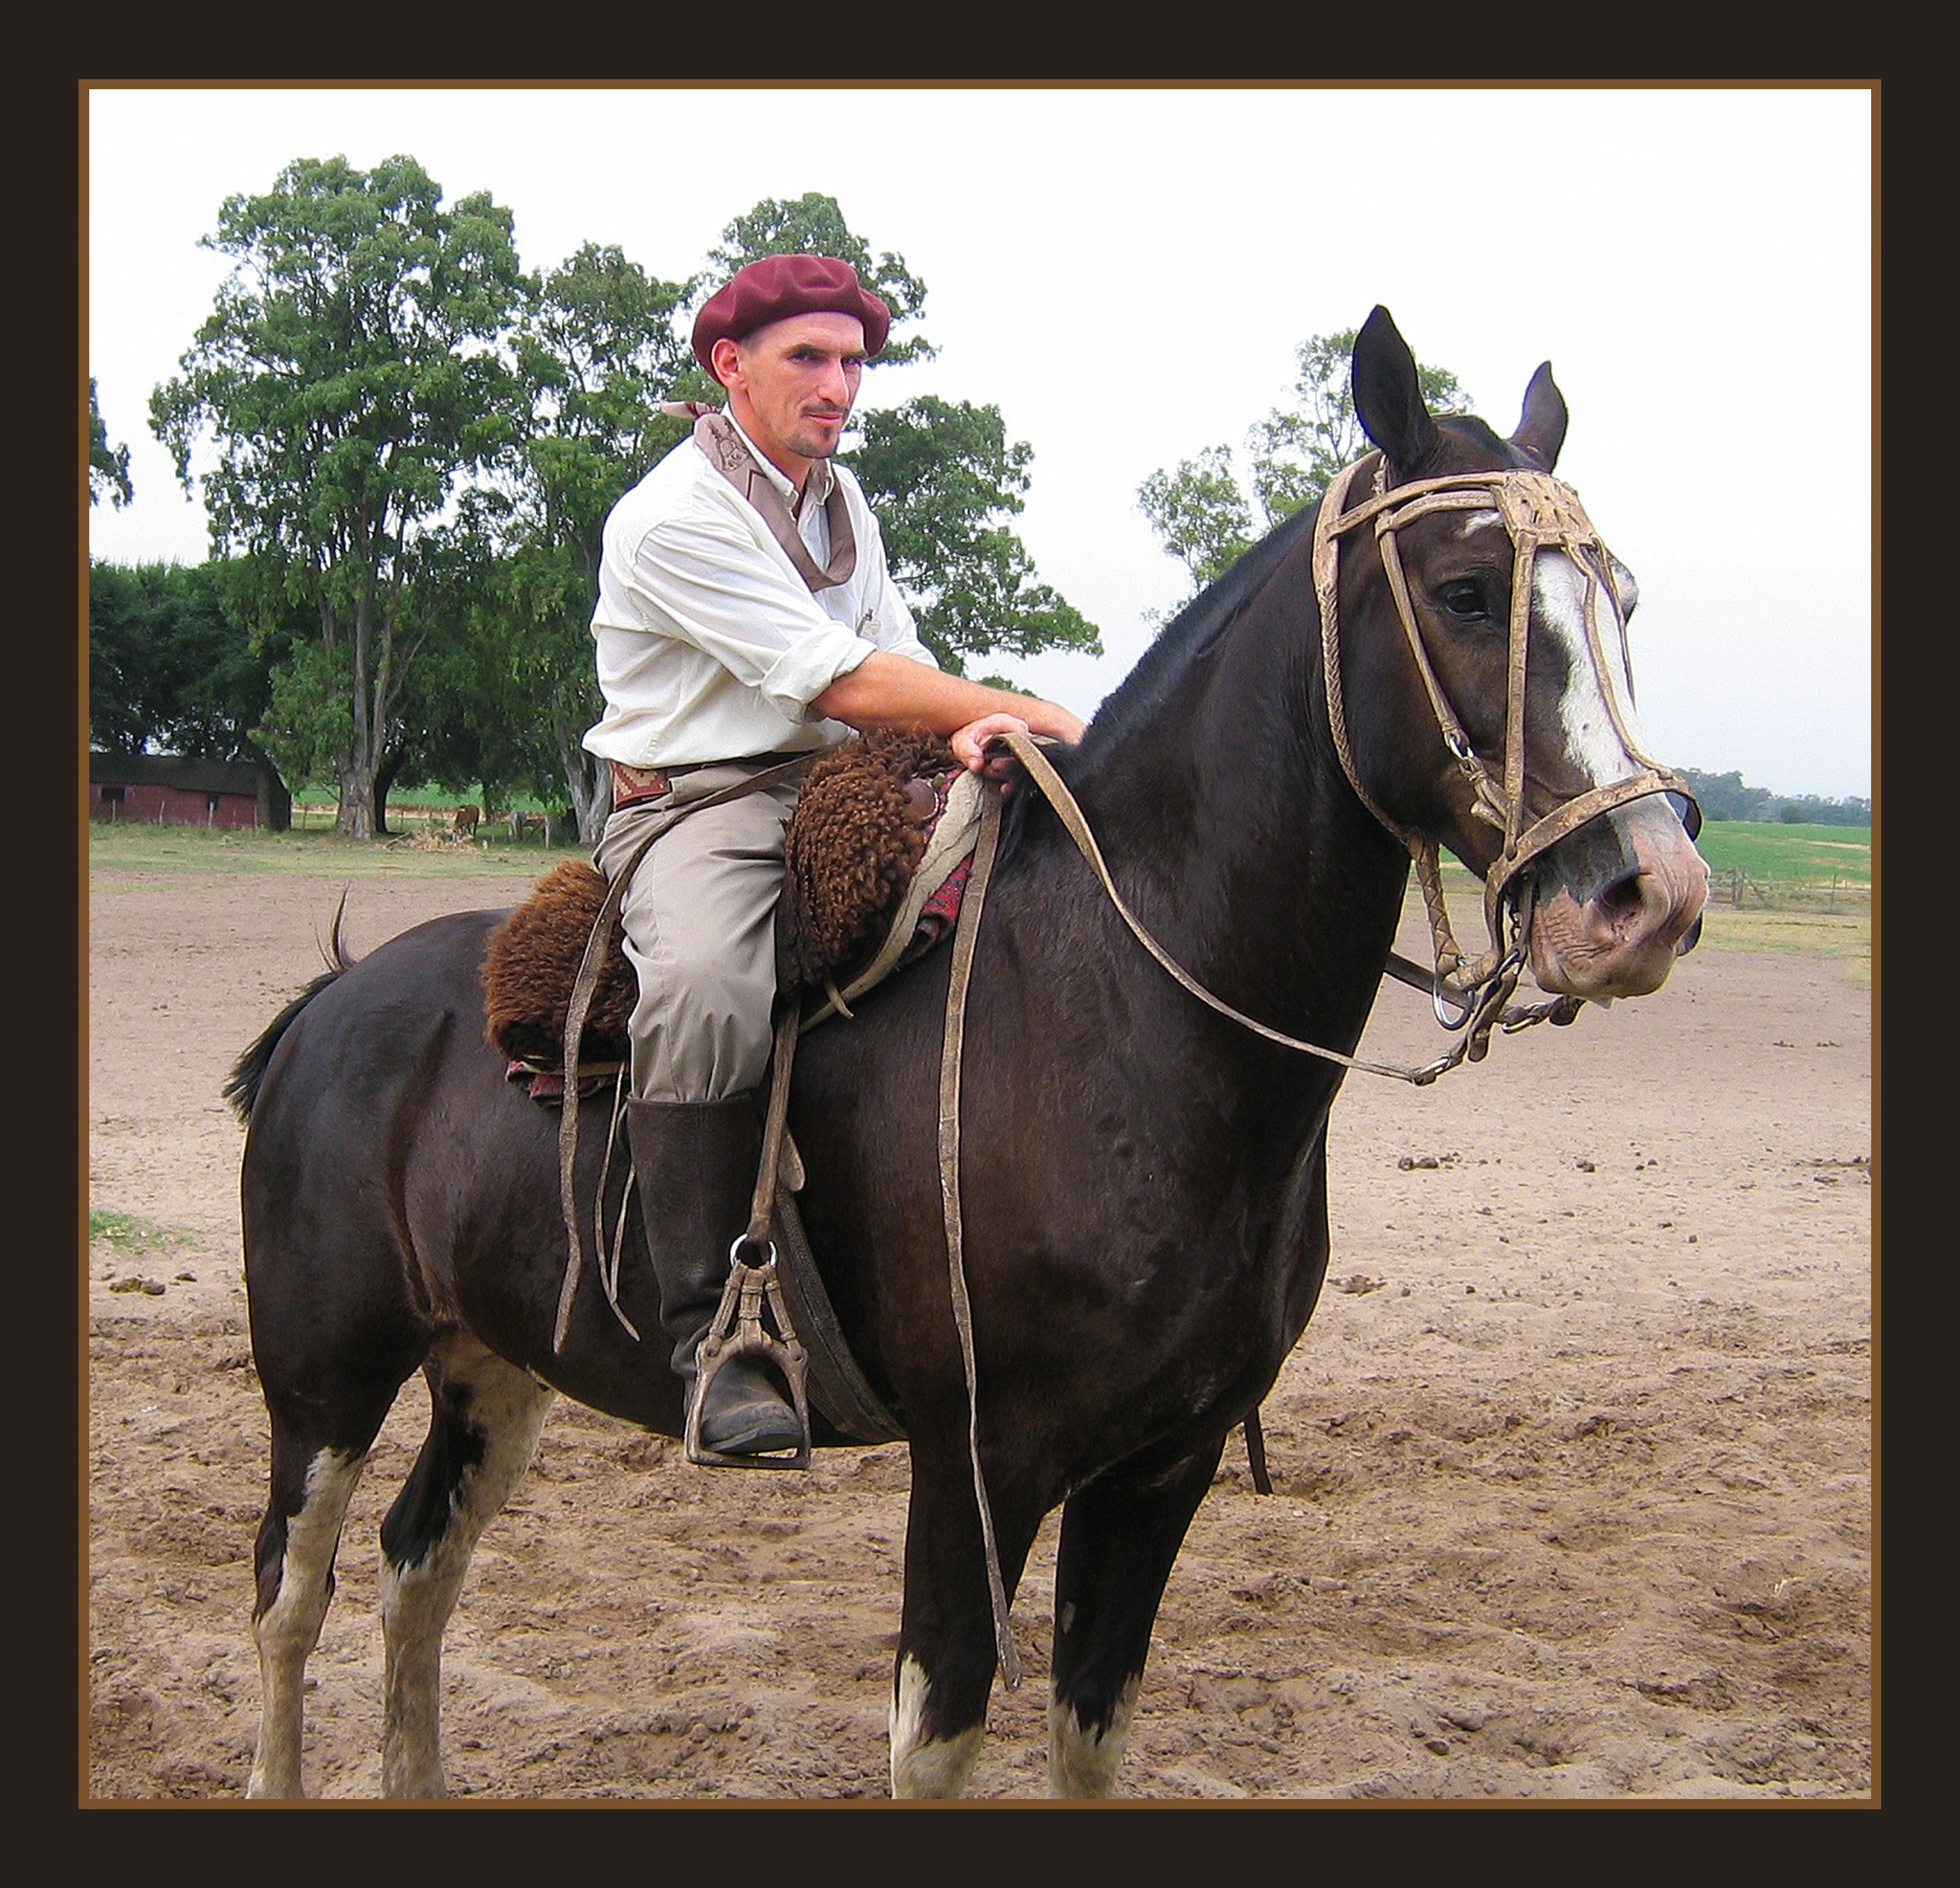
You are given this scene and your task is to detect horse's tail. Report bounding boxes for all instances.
[223,891,358,1124]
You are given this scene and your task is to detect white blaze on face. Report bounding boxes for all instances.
[1531,546,1647,789]
[1445,508,1653,793]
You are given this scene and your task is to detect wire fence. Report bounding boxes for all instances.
[290,802,571,846]
[1709,866,1869,913]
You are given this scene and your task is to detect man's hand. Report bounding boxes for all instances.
[951,712,1036,779]
[815,652,1088,772]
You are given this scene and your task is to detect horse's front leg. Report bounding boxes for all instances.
[889,1436,1046,1799]
[377,1336,554,1798]
[1047,1433,1225,1798]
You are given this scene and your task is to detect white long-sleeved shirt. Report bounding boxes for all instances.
[583,421,937,767]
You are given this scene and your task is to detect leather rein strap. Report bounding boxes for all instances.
[998,732,1558,1085]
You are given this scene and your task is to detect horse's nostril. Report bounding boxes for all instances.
[1597,872,1649,922]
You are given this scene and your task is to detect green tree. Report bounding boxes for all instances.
[1134,446,1256,600]
[501,242,695,839]
[88,558,295,822]
[850,394,1099,673]
[89,379,134,508]
[149,154,528,837]
[1678,768,1773,823]
[1140,327,1467,608]
[701,194,1098,677]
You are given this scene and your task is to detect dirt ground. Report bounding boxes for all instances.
[85,841,1872,1802]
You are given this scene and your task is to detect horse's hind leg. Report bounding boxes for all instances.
[377,1333,554,1799]
[1046,1433,1225,1797]
[248,1403,401,1798]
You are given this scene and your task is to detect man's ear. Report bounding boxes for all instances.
[710,336,745,392]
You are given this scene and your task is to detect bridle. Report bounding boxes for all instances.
[1311,452,1700,1038]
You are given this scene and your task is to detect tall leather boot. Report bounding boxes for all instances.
[625,1094,804,1458]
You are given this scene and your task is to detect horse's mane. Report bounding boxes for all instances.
[1073,498,1325,765]
[1077,418,1531,772]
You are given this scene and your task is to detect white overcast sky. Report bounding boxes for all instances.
[84,83,1874,801]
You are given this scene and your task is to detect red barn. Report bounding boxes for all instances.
[87,753,290,832]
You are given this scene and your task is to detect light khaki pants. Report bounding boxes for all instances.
[591,761,802,1102]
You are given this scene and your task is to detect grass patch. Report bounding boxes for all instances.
[1689,906,1871,984]
[89,1210,197,1254]
[87,818,572,881]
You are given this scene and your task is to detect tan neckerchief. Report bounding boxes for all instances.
[661,401,857,593]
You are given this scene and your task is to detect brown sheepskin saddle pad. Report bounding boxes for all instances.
[482,727,969,1095]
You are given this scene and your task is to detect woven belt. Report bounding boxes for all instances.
[607,761,671,811]
[609,751,817,813]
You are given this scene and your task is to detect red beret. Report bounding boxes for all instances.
[692,254,892,376]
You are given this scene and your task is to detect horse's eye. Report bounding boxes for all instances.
[1438,580,1487,621]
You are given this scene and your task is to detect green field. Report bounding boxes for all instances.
[1690,820,1871,889]
[84,814,575,881]
[1427,818,1871,985]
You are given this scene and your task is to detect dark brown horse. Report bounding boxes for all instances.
[228,309,1708,1799]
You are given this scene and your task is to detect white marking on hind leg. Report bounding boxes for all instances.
[889,1654,985,1799]
[248,1447,368,1800]
[378,1353,552,1799]
[1047,1676,1139,1798]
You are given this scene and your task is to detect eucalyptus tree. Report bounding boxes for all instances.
[89,379,134,508]
[497,241,694,840]
[851,394,1098,677]
[702,193,1100,678]
[149,153,528,836]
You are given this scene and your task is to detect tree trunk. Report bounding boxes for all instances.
[334,768,379,838]
[373,747,408,837]
[557,738,611,847]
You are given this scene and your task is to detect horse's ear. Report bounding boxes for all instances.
[1351,305,1439,475]
[1512,362,1568,471]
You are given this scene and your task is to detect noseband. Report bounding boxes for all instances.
[1311,454,1699,1030]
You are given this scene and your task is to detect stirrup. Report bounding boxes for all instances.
[684,1242,813,1470]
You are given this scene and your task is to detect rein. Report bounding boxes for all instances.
[1000,732,1574,1084]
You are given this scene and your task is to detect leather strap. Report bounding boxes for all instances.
[552,754,816,1352]
[690,411,857,592]
[935,780,1022,1687]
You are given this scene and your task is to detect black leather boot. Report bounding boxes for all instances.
[625,1094,804,1458]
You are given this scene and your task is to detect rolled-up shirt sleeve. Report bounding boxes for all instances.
[626,507,878,723]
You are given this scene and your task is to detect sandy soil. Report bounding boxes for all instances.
[85,849,1872,1802]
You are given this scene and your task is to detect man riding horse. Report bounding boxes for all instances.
[584,254,1086,1462]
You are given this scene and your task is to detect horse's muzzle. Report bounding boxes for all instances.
[1525,794,1710,1000]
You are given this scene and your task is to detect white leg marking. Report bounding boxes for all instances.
[379,1352,552,1799]
[1047,1676,1140,1798]
[889,1653,985,1799]
[248,1447,368,1800]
